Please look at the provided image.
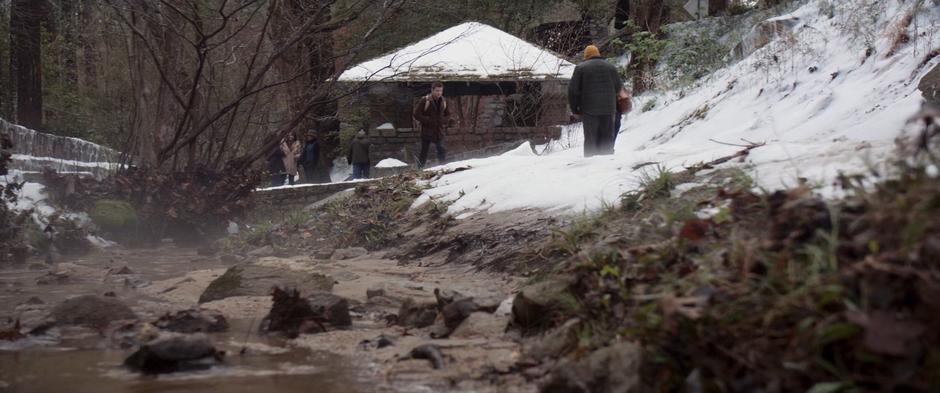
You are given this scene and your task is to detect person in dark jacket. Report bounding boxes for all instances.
[413,81,452,168]
[347,130,371,179]
[568,45,624,157]
[299,130,321,183]
[267,144,287,187]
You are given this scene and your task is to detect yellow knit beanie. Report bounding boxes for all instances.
[583,45,600,60]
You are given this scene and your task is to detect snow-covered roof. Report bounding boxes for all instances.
[338,22,575,82]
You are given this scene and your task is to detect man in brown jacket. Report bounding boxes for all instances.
[413,82,452,168]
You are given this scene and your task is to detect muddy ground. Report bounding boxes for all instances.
[0,201,559,392]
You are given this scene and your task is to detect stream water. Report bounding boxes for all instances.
[0,247,376,393]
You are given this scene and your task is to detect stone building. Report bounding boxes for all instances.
[337,22,575,165]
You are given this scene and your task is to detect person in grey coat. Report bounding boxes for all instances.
[568,44,624,157]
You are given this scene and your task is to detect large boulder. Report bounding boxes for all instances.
[541,342,643,393]
[123,333,224,374]
[198,263,334,303]
[920,62,940,107]
[511,277,577,331]
[49,295,137,327]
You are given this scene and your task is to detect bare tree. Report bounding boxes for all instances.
[105,0,405,172]
[10,0,51,130]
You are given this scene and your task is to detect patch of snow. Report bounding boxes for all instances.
[415,0,938,215]
[86,235,117,248]
[376,158,408,168]
[376,123,395,130]
[927,164,939,179]
[338,22,575,82]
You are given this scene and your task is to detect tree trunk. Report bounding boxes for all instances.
[615,0,631,30]
[629,0,665,94]
[79,0,98,92]
[11,0,45,129]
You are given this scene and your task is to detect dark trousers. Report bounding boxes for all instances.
[614,113,623,146]
[418,139,446,168]
[352,163,370,179]
[582,114,615,157]
[302,165,318,183]
[270,174,287,187]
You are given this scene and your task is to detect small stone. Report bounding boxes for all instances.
[330,247,368,260]
[306,292,352,328]
[153,309,229,333]
[313,248,334,260]
[112,266,134,275]
[396,298,438,328]
[366,284,387,299]
[450,312,508,339]
[247,245,275,258]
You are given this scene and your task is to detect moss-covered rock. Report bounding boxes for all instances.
[90,199,138,233]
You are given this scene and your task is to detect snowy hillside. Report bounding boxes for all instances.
[417,0,940,215]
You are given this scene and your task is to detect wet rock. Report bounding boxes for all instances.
[512,277,576,330]
[541,342,642,393]
[218,254,245,264]
[35,271,69,285]
[247,245,275,258]
[153,309,229,333]
[434,288,464,308]
[442,297,484,330]
[198,263,333,303]
[49,295,137,327]
[332,271,360,281]
[306,292,352,328]
[450,312,507,339]
[366,283,387,299]
[331,247,368,260]
[21,297,44,305]
[261,287,353,338]
[920,62,940,107]
[313,248,334,260]
[403,344,446,369]
[103,291,117,297]
[111,266,133,275]
[524,319,581,360]
[396,298,439,328]
[124,333,224,374]
[358,334,396,350]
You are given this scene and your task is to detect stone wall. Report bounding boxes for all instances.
[253,180,379,208]
[367,125,561,164]
[1,117,121,177]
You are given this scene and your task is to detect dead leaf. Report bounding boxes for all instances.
[845,310,925,356]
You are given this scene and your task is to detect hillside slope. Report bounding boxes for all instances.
[418,0,940,215]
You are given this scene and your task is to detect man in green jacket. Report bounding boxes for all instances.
[568,45,624,157]
[347,130,371,179]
